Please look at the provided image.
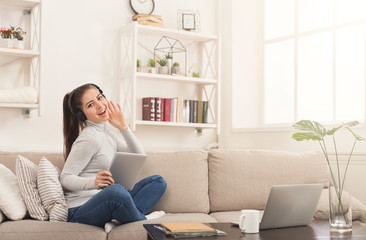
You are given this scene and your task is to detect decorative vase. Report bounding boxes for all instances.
[167,59,172,75]
[158,66,168,75]
[14,40,24,49]
[147,67,155,74]
[171,66,180,75]
[329,172,352,233]
[1,38,15,48]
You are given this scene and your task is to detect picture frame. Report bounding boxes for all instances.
[177,9,201,32]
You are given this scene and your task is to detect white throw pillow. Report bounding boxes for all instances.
[0,164,27,220]
[16,155,48,220]
[37,157,68,222]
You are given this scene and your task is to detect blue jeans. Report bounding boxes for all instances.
[68,175,167,227]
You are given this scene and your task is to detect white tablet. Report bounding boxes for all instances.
[109,152,147,190]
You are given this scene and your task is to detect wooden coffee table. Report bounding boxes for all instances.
[144,221,366,240]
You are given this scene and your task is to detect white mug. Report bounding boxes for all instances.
[239,209,260,234]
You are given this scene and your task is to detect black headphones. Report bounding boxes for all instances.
[68,83,106,122]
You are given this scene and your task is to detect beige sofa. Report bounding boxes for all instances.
[1,149,366,240]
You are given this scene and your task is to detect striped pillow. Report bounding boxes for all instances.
[37,157,68,222]
[16,155,48,220]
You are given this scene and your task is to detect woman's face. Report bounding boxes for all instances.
[81,88,109,123]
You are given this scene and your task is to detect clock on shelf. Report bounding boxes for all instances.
[129,0,155,15]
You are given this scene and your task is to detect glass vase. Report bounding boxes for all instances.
[329,172,352,233]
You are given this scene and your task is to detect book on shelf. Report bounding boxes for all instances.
[197,101,203,123]
[183,100,190,123]
[142,97,155,121]
[141,97,210,124]
[163,98,170,122]
[202,101,208,123]
[170,98,175,122]
[192,100,198,123]
[155,97,162,121]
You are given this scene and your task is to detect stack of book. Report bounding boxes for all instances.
[142,97,209,123]
[147,222,226,238]
[132,14,164,27]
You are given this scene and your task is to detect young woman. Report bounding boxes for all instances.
[60,83,167,228]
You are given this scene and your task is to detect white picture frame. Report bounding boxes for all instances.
[177,9,201,32]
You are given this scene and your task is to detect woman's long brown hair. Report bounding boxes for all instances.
[63,84,95,160]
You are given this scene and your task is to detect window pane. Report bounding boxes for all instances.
[264,0,294,40]
[298,0,332,33]
[264,40,295,124]
[337,0,366,24]
[297,32,333,121]
[336,25,365,121]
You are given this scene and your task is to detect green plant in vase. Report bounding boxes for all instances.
[148,58,156,74]
[292,120,364,233]
[171,62,180,75]
[157,58,168,74]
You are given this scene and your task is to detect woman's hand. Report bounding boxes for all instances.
[108,100,128,132]
[95,169,115,189]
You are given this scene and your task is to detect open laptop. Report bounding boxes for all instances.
[109,152,147,190]
[234,183,323,230]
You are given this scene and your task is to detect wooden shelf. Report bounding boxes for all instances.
[0,48,39,57]
[136,120,217,128]
[136,72,217,84]
[136,23,218,42]
[0,0,40,8]
[0,103,38,108]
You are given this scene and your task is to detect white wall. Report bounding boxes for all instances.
[0,0,219,152]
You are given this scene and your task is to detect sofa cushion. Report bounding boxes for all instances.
[37,157,68,222]
[0,164,27,220]
[0,220,106,240]
[138,151,209,213]
[15,155,48,221]
[314,189,366,223]
[208,149,328,212]
[108,213,217,240]
[0,152,64,174]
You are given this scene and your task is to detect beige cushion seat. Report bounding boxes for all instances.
[0,220,106,240]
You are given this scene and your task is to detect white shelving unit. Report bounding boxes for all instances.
[0,0,42,115]
[119,22,220,134]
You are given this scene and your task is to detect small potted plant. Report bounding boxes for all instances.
[136,59,141,72]
[147,58,156,74]
[165,53,173,74]
[12,27,26,49]
[0,27,13,48]
[157,58,168,74]
[171,62,180,75]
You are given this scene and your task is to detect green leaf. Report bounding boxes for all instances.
[326,126,342,136]
[342,121,359,128]
[345,126,365,141]
[292,132,323,141]
[292,120,327,140]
